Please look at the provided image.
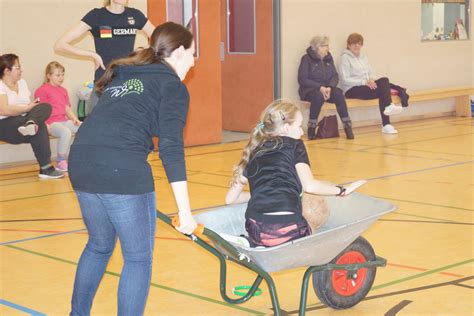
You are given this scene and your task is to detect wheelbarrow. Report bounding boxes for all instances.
[156,192,396,315]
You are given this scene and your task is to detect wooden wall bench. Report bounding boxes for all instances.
[299,86,474,125]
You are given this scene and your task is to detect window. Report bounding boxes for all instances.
[227,0,256,53]
[167,0,199,57]
[421,0,470,41]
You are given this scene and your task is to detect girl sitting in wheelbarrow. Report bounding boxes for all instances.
[226,100,366,247]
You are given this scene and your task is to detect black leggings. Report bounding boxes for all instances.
[345,77,406,126]
[0,103,52,167]
[304,87,350,125]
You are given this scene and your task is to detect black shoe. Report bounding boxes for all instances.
[343,121,354,139]
[39,166,64,179]
[307,126,316,140]
[398,89,410,107]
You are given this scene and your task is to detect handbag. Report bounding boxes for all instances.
[315,115,339,139]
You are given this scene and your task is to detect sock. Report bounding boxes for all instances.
[40,163,53,171]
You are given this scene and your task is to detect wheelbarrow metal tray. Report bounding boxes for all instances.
[194,193,396,273]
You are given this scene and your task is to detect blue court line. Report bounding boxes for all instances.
[0,205,226,246]
[0,204,229,246]
[0,228,86,246]
[0,299,46,315]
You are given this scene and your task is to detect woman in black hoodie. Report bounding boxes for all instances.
[298,35,353,139]
[68,22,196,316]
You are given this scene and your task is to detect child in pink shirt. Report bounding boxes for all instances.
[35,62,81,171]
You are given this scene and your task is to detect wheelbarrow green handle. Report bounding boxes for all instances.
[155,209,205,238]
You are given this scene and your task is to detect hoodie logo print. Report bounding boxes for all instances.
[105,79,144,97]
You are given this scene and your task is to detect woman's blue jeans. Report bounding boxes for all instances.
[70,191,156,316]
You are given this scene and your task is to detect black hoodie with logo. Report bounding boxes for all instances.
[69,63,189,194]
[298,47,339,100]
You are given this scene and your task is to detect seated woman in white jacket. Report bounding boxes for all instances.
[339,33,409,134]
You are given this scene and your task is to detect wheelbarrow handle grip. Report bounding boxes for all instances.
[171,216,205,237]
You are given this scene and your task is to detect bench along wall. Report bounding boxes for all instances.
[281,0,473,125]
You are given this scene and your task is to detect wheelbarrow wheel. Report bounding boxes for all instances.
[312,236,376,309]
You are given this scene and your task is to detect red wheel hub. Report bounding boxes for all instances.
[331,251,368,296]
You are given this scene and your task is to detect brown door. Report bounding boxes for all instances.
[148,0,222,146]
[148,0,274,143]
[221,0,274,132]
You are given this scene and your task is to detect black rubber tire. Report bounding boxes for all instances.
[312,236,377,309]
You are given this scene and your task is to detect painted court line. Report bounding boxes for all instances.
[0,190,74,203]
[302,276,473,314]
[359,132,474,151]
[372,258,474,290]
[0,228,86,246]
[0,299,46,316]
[387,262,464,278]
[380,218,473,226]
[393,211,457,222]
[0,217,83,223]
[372,196,473,212]
[4,245,264,315]
[0,205,223,246]
[2,226,467,283]
[364,160,473,182]
[0,227,192,243]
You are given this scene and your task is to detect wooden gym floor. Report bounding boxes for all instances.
[0,116,472,315]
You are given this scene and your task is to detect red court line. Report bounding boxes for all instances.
[388,262,464,278]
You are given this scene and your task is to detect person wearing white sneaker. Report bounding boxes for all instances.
[383,103,403,116]
[339,33,409,133]
[0,54,64,179]
[381,124,398,134]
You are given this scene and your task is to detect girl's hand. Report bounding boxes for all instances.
[175,210,197,235]
[92,53,106,70]
[73,119,82,126]
[341,179,367,196]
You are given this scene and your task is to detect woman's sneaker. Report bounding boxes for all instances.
[56,160,68,172]
[18,121,39,136]
[39,166,64,179]
[383,103,403,116]
[382,124,398,134]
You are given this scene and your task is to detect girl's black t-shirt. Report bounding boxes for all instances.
[82,7,148,81]
[244,137,310,222]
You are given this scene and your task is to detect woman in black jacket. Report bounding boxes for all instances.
[298,35,353,139]
[68,22,196,316]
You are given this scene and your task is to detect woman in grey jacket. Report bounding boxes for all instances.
[339,33,409,134]
[298,35,353,140]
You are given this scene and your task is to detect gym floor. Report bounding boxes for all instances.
[1,116,472,315]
